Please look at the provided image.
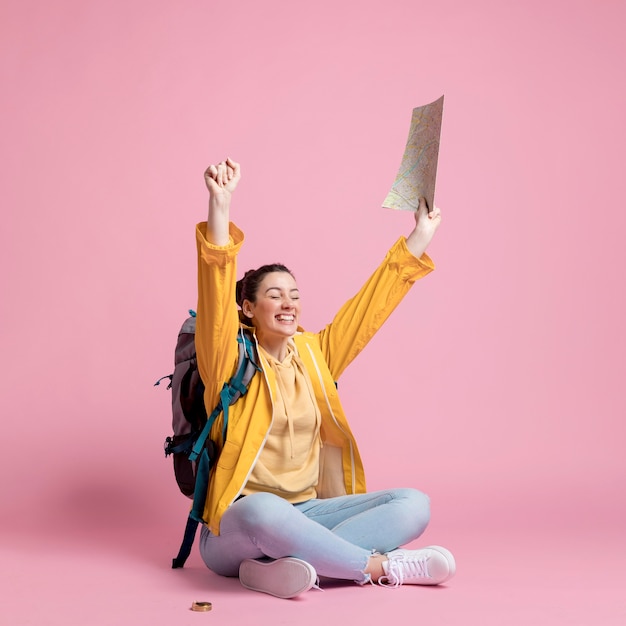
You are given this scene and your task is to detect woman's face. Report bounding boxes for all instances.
[243,271,301,340]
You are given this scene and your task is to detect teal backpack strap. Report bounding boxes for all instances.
[172,516,200,569]
[172,439,214,568]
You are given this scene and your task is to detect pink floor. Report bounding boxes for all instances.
[2,514,624,625]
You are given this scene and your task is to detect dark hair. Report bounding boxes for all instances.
[236,264,294,306]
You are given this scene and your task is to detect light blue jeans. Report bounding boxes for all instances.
[199,488,430,583]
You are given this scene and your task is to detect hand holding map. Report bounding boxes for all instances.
[382,96,444,213]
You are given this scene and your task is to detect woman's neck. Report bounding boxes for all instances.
[257,333,291,362]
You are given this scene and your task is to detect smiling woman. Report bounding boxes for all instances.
[193,157,454,599]
[237,265,301,360]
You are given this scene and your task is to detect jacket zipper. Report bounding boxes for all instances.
[226,332,276,506]
[305,343,357,493]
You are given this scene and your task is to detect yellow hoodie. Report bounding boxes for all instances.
[195,222,434,535]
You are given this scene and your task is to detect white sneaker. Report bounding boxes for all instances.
[239,557,318,599]
[380,546,456,587]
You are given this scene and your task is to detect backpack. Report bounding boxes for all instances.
[155,310,259,568]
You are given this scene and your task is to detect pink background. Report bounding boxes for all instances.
[2,0,625,624]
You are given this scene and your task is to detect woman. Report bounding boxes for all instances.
[195,157,455,598]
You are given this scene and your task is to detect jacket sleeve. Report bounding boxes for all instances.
[195,221,244,409]
[313,237,435,381]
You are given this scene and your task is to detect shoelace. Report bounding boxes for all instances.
[379,554,431,587]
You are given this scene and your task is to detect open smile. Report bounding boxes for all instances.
[275,314,295,322]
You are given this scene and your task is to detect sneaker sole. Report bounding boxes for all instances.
[239,557,317,599]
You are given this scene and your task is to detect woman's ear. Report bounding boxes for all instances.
[242,300,254,319]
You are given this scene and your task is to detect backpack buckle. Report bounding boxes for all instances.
[154,374,173,390]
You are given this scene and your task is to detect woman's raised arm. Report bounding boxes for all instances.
[203,158,241,245]
[405,197,442,258]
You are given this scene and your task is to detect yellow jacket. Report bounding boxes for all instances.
[195,222,435,535]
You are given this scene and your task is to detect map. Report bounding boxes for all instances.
[382,95,444,212]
